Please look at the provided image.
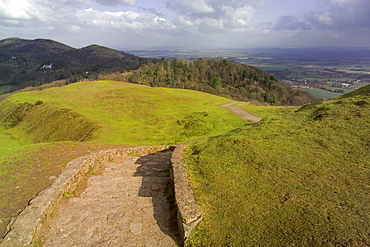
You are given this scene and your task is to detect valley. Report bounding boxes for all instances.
[128,47,370,99]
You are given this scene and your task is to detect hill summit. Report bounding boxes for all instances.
[126,58,321,105]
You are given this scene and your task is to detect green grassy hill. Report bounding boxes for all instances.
[184,85,370,246]
[0,80,247,235]
[2,80,246,145]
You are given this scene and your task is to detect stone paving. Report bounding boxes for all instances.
[40,150,180,246]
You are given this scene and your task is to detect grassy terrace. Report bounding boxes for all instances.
[0,80,246,236]
[184,85,370,246]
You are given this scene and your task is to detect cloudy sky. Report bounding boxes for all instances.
[0,0,369,49]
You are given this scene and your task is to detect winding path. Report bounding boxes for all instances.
[221,102,262,123]
[39,150,180,246]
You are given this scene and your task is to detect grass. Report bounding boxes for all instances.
[9,80,246,145]
[184,85,370,246]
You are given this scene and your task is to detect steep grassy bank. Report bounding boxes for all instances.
[0,98,97,143]
[184,85,370,246]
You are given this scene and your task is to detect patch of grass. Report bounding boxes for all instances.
[163,169,170,177]
[128,151,139,157]
[62,191,74,198]
[9,80,246,145]
[184,85,370,246]
[88,167,98,176]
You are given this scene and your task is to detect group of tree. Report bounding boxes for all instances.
[127,58,321,105]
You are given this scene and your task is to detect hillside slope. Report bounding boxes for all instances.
[0,38,147,92]
[184,85,370,246]
[0,80,246,146]
[127,59,320,105]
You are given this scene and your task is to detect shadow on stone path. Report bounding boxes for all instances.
[39,149,180,247]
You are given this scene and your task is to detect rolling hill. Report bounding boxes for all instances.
[0,38,147,93]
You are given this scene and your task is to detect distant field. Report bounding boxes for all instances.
[300,88,342,99]
[300,83,369,100]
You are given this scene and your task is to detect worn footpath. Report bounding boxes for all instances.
[39,150,180,246]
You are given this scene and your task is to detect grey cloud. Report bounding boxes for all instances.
[94,0,137,6]
[275,16,311,30]
[166,0,257,32]
[165,0,215,15]
[137,7,161,16]
[274,0,370,35]
[306,0,370,30]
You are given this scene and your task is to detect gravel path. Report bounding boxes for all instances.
[40,150,180,247]
[222,102,262,123]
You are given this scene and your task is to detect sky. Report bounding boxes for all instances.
[0,0,370,49]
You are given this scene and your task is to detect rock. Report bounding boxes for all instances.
[151,184,160,191]
[129,222,142,235]
[107,212,122,222]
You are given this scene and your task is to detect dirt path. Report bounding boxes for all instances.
[222,102,262,123]
[39,150,180,246]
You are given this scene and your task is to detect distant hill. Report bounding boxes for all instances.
[126,59,321,105]
[0,38,147,92]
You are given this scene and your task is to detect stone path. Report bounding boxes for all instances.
[221,102,262,123]
[39,150,180,246]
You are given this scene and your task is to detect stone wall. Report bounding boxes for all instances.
[171,144,202,241]
[0,145,202,246]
